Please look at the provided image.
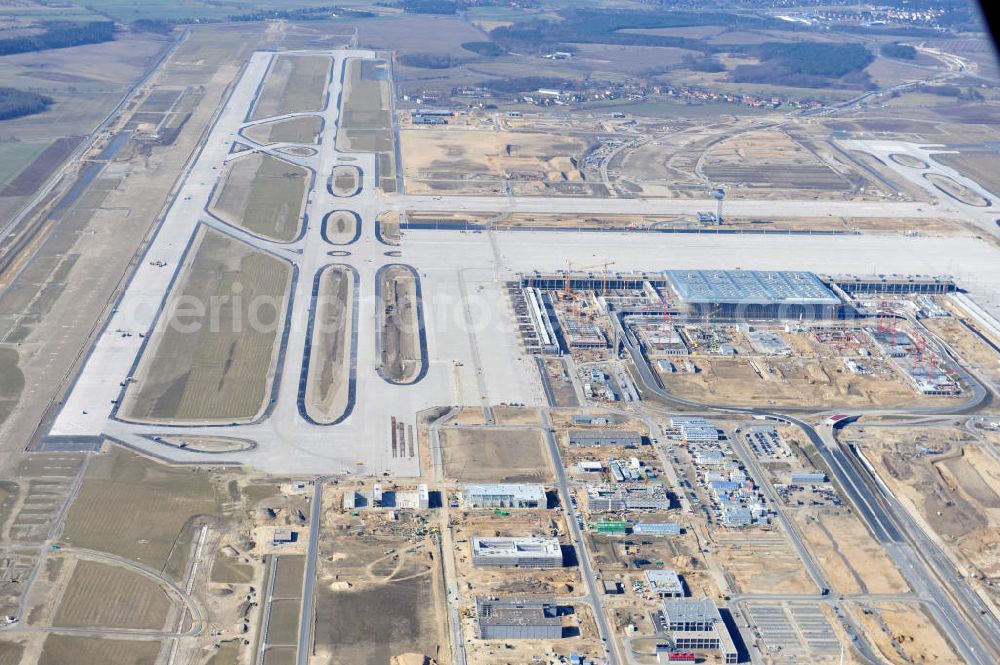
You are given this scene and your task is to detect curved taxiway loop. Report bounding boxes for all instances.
[327,164,362,197]
[373,263,428,386]
[297,264,359,426]
[141,433,258,454]
[373,219,397,246]
[320,210,361,245]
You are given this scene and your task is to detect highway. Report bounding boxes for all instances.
[614,313,1000,665]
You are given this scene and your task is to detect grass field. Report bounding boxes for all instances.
[306,266,353,423]
[61,448,222,572]
[242,116,322,145]
[38,635,160,665]
[210,153,308,242]
[52,559,172,629]
[440,427,552,482]
[123,228,292,423]
[252,54,330,120]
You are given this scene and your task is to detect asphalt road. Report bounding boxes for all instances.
[615,314,1000,665]
[540,410,620,665]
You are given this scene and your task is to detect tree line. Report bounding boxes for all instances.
[0,21,115,57]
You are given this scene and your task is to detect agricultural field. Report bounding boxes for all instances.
[51,559,172,630]
[251,54,330,120]
[439,427,551,483]
[122,228,292,424]
[210,152,309,242]
[305,265,354,424]
[61,448,224,572]
[242,115,322,145]
[337,58,395,191]
[38,635,160,665]
[377,265,421,385]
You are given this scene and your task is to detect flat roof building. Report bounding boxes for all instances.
[661,598,738,664]
[471,537,563,569]
[462,484,546,509]
[666,269,841,319]
[646,569,685,598]
[569,429,642,447]
[633,522,681,537]
[475,597,562,640]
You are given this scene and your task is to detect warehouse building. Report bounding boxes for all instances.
[646,570,685,598]
[632,522,681,537]
[789,472,827,484]
[462,484,546,509]
[665,269,843,320]
[475,597,563,640]
[661,598,738,664]
[569,429,642,447]
[471,537,563,568]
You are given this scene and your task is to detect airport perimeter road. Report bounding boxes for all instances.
[540,410,620,665]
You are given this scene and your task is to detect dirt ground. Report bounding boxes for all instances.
[855,601,959,665]
[122,228,291,424]
[924,313,1000,384]
[439,427,552,483]
[400,125,596,197]
[315,508,447,665]
[322,211,359,244]
[210,152,309,242]
[657,326,951,409]
[702,128,853,191]
[379,265,421,384]
[712,531,814,595]
[849,425,1000,605]
[251,54,330,120]
[793,507,908,595]
[305,266,353,424]
[330,165,360,197]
